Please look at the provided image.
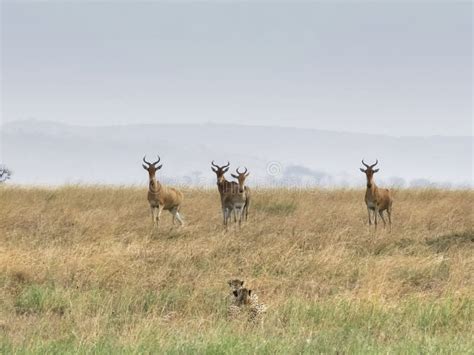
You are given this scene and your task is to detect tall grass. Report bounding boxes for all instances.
[0,186,473,353]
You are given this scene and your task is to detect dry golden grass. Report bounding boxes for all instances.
[0,186,473,353]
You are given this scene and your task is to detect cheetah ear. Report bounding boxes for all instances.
[233,290,238,297]
[248,289,252,296]
[228,280,232,286]
[240,281,244,286]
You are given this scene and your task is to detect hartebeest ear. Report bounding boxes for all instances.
[360,168,366,173]
[231,173,238,179]
[245,172,250,177]
[223,167,229,173]
[373,169,379,173]
[143,164,148,170]
[156,164,163,170]
[212,167,218,173]
[233,290,238,297]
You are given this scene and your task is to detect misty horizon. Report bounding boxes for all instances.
[1,119,471,187]
[2,118,473,139]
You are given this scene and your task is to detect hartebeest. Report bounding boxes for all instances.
[231,167,251,222]
[223,167,250,226]
[360,159,393,231]
[211,161,251,225]
[142,155,184,228]
[211,161,237,224]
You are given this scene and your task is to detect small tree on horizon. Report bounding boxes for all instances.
[0,165,12,183]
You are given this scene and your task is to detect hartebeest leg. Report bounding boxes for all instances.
[237,207,243,227]
[379,210,387,228]
[222,207,227,225]
[171,207,184,226]
[387,207,392,232]
[175,212,184,226]
[374,207,378,230]
[228,208,234,225]
[224,207,229,226]
[234,208,243,228]
[151,207,157,226]
[367,208,372,225]
[156,205,164,228]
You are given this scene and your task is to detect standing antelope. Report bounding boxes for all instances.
[142,155,184,228]
[223,167,250,226]
[211,161,251,225]
[232,168,251,222]
[211,161,237,224]
[360,159,393,231]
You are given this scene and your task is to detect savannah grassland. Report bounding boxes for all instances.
[0,186,473,354]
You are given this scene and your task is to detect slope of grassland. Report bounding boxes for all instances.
[0,186,473,353]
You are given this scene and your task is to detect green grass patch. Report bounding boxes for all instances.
[14,283,69,316]
[3,297,472,354]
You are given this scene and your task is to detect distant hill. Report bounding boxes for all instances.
[1,120,472,187]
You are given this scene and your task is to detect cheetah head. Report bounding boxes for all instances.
[228,279,244,290]
[232,288,252,306]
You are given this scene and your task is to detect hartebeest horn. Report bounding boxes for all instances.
[236,167,248,175]
[370,159,378,168]
[143,156,151,166]
[152,155,161,166]
[211,161,230,169]
[143,155,162,169]
[361,159,369,168]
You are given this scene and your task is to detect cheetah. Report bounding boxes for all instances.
[228,279,245,291]
[226,279,245,305]
[227,287,267,323]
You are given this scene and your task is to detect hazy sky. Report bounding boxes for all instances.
[1,1,472,136]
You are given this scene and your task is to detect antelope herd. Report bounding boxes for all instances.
[142,155,393,231]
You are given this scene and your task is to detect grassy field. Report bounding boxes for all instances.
[0,186,473,354]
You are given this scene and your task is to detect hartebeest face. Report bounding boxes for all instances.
[360,159,379,188]
[142,155,163,178]
[231,167,249,193]
[211,161,230,184]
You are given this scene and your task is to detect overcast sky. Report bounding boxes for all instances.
[1,1,472,137]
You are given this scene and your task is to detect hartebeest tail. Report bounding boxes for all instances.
[360,159,393,231]
[143,155,184,228]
